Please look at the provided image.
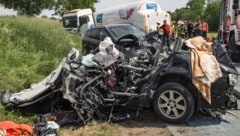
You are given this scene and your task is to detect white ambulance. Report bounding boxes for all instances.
[62,0,171,34]
[94,0,171,32]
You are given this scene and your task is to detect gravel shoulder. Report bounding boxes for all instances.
[59,109,173,136]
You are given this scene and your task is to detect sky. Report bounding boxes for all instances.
[0,0,188,17]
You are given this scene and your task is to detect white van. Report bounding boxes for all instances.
[62,9,95,35]
[94,0,171,32]
[62,0,171,34]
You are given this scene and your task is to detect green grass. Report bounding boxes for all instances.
[207,32,218,39]
[0,16,82,124]
[0,17,117,136]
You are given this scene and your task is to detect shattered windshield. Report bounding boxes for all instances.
[62,16,77,28]
[109,25,146,40]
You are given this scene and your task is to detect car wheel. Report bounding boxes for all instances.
[153,82,195,124]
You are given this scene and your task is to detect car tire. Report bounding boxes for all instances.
[153,82,195,124]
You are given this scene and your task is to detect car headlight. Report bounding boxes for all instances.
[229,74,238,85]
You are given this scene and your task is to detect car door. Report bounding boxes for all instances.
[82,28,110,54]
[82,28,100,54]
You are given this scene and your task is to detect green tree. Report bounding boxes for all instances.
[0,0,99,16]
[203,0,221,31]
[171,0,206,21]
[186,0,205,20]
[54,0,99,15]
[0,0,54,16]
[171,8,192,21]
[171,0,221,32]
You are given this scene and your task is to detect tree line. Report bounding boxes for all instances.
[0,0,98,16]
[171,0,221,31]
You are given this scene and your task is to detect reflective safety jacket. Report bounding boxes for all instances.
[158,28,164,35]
[202,22,208,32]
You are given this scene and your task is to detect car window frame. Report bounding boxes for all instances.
[89,28,100,40]
[99,28,110,41]
[108,24,146,40]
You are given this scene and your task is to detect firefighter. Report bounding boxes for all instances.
[171,20,177,40]
[187,20,194,38]
[202,20,209,39]
[177,20,187,39]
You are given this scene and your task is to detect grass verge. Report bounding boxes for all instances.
[0,16,81,124]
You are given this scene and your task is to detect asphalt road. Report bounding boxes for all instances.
[166,63,240,136]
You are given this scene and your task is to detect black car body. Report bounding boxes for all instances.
[82,24,146,55]
[0,37,238,124]
[139,38,238,123]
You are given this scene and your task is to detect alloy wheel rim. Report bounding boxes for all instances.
[158,90,187,119]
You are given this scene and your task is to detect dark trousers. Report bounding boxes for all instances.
[195,29,202,36]
[202,31,207,39]
[162,33,170,51]
[187,31,193,38]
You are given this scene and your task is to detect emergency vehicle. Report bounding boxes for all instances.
[62,9,95,35]
[62,0,171,34]
[219,0,240,62]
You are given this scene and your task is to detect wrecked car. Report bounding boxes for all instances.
[82,24,147,55]
[81,23,169,56]
[0,36,238,125]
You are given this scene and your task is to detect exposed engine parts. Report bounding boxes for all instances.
[0,36,238,127]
